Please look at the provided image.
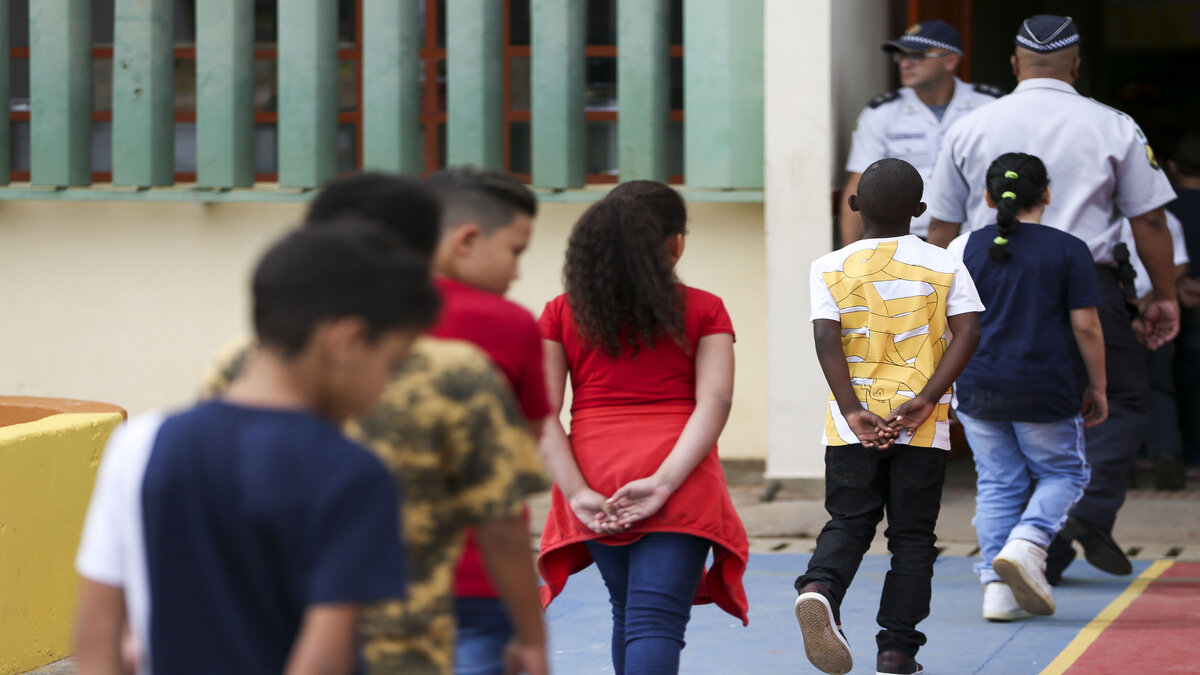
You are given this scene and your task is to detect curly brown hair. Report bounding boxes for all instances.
[564,182,688,358]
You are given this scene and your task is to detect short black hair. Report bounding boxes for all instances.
[1174,134,1200,177]
[856,158,924,226]
[305,172,442,259]
[425,165,538,234]
[252,219,440,356]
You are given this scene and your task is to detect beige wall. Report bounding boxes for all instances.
[0,201,301,415]
[0,198,768,459]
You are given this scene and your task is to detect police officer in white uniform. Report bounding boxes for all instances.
[924,15,1180,583]
[840,20,1002,244]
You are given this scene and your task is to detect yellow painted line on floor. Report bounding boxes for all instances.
[1039,559,1174,675]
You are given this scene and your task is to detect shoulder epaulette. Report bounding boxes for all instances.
[867,89,901,109]
[973,83,1005,98]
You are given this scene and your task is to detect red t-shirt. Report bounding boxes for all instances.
[430,277,547,599]
[430,277,550,422]
[538,285,735,412]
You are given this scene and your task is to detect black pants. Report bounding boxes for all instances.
[794,443,947,658]
[1073,267,1150,531]
[1146,340,1183,460]
[1174,307,1200,466]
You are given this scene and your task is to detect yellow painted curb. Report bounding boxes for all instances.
[0,411,124,675]
[1039,559,1175,675]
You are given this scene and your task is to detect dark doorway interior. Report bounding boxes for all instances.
[912,0,1200,163]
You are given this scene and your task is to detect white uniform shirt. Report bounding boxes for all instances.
[1127,211,1189,299]
[845,77,1001,237]
[926,78,1177,264]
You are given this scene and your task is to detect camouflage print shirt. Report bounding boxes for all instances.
[201,337,548,675]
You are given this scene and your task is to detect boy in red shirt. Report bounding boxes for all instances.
[425,166,550,674]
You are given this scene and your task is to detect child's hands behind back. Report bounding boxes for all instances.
[568,487,623,534]
[885,396,935,436]
[844,408,898,449]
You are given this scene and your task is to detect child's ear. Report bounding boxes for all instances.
[1043,186,1052,207]
[984,191,996,208]
[319,316,371,364]
[847,194,861,213]
[913,201,927,218]
[667,233,686,264]
[450,223,483,257]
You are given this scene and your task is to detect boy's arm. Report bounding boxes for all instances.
[75,580,129,675]
[283,605,360,675]
[813,319,896,448]
[1070,306,1109,427]
[474,517,549,675]
[887,312,981,431]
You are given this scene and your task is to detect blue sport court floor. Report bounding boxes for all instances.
[545,553,1192,673]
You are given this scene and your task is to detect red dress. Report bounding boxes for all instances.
[537,286,750,625]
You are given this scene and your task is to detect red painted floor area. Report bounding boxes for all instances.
[1067,562,1200,674]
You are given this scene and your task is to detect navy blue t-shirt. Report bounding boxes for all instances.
[141,401,406,674]
[955,223,1102,421]
[1167,189,1200,277]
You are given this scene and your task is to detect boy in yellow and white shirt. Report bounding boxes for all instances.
[793,158,982,675]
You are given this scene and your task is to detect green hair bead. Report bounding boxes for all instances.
[993,236,1009,246]
[1004,170,1019,179]
[1001,191,1017,200]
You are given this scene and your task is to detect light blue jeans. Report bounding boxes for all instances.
[958,411,1091,585]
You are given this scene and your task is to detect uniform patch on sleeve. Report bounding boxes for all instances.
[868,90,900,108]
[973,83,1005,98]
[1146,143,1161,170]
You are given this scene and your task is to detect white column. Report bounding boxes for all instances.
[831,1,892,181]
[763,0,833,479]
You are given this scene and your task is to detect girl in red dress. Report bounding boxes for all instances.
[537,181,749,674]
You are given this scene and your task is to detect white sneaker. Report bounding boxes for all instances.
[795,589,853,675]
[982,582,1031,622]
[992,538,1055,616]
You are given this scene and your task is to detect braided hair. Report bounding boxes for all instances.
[984,152,1049,262]
[564,184,688,358]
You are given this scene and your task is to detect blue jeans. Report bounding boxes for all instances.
[958,411,1090,585]
[453,597,513,675]
[585,533,711,675]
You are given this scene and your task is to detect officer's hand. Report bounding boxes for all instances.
[1142,297,1180,350]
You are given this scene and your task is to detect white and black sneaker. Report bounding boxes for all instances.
[795,582,853,675]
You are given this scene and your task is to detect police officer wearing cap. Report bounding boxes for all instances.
[925,15,1179,583]
[839,20,1002,244]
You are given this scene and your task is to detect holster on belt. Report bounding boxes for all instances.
[1112,242,1140,314]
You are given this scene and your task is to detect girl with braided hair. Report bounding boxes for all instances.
[536,181,749,674]
[948,152,1108,622]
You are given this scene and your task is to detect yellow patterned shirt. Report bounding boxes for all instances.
[200,337,548,674]
[809,235,983,449]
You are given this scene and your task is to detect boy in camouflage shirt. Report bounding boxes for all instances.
[201,174,548,674]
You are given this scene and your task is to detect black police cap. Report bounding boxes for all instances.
[1016,15,1080,53]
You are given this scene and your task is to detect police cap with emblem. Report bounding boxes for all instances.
[881,20,963,56]
[1015,15,1080,53]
